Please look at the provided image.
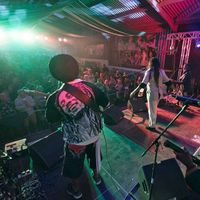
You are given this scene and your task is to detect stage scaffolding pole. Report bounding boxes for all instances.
[166,31,200,80]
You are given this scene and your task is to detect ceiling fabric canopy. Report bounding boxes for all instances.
[1,0,200,37]
[0,1,70,28]
[36,0,168,36]
[62,1,138,36]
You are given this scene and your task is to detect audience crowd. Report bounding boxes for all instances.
[0,50,200,146]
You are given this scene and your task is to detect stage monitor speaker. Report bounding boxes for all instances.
[28,131,64,170]
[103,105,124,125]
[129,97,147,113]
[138,158,189,200]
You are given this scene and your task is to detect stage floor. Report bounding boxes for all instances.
[37,103,200,200]
[2,102,199,199]
[123,102,200,152]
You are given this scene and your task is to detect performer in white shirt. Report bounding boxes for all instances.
[129,57,171,131]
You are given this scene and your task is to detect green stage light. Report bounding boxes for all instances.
[0,28,6,40]
[22,30,35,43]
[35,35,40,40]
[9,29,20,41]
[0,28,60,45]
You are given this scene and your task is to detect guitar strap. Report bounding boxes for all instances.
[62,83,100,113]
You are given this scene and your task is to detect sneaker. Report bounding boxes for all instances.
[67,184,82,199]
[146,126,156,131]
[93,175,102,185]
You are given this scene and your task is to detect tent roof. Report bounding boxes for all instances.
[1,0,200,37]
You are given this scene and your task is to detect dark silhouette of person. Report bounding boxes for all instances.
[45,54,109,199]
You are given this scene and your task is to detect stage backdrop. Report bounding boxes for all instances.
[116,34,157,69]
[71,34,158,69]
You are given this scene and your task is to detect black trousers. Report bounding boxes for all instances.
[62,143,97,179]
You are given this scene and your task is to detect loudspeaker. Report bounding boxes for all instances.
[138,158,189,200]
[129,97,147,113]
[28,132,64,170]
[103,105,124,125]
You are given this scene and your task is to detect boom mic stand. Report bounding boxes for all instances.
[141,103,189,200]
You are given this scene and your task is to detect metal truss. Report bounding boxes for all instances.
[167,31,200,40]
[178,38,192,80]
[164,31,200,80]
[157,31,199,80]
[157,31,169,68]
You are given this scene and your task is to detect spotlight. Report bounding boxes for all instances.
[170,39,175,50]
[23,31,34,43]
[9,30,20,40]
[196,39,200,48]
[63,38,67,42]
[58,37,62,42]
[35,35,40,40]
[0,28,5,40]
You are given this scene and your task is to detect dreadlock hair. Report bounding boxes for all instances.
[149,57,160,87]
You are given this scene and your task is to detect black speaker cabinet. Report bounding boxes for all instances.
[103,105,124,125]
[138,158,189,200]
[129,97,147,113]
[28,132,64,170]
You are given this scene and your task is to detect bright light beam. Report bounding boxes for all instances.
[9,29,21,41]
[23,31,35,43]
[0,28,6,40]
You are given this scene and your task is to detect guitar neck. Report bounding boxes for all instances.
[164,140,200,166]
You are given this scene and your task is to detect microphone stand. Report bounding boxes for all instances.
[141,104,189,200]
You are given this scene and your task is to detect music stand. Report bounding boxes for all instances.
[141,104,189,200]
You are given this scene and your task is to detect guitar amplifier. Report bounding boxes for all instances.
[4,139,30,177]
[5,138,27,154]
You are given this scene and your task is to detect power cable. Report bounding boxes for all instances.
[101,128,140,200]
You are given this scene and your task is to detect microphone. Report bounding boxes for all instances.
[164,140,200,166]
[172,95,200,107]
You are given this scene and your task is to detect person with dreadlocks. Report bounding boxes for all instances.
[129,57,171,131]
